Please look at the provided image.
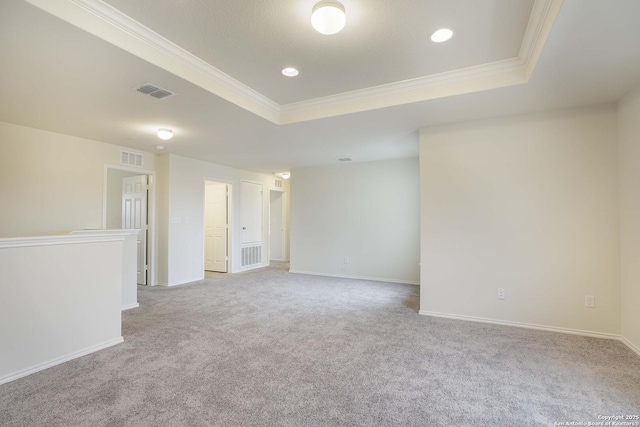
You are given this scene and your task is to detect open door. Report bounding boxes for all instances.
[205,181,228,272]
[122,175,148,285]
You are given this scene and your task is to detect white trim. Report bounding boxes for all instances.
[621,336,640,357]
[0,337,123,386]
[66,0,280,117]
[24,0,563,125]
[418,310,620,340]
[121,303,140,311]
[158,277,204,287]
[290,270,419,286]
[280,58,524,114]
[520,0,564,79]
[70,229,140,236]
[237,261,269,274]
[0,234,125,249]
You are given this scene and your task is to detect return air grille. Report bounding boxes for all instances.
[133,82,176,100]
[121,151,143,167]
[275,179,283,188]
[241,245,262,267]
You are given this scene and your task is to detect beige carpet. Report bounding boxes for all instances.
[1,262,639,426]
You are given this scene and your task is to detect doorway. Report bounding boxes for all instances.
[269,190,285,261]
[104,166,155,286]
[204,181,229,273]
[122,175,149,285]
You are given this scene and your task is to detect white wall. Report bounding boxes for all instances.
[0,234,124,384]
[0,121,156,237]
[290,158,420,284]
[419,105,621,336]
[158,154,287,286]
[619,83,640,353]
[156,154,170,285]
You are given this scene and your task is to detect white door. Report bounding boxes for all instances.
[205,182,228,272]
[122,175,148,285]
[270,191,285,261]
[241,181,263,244]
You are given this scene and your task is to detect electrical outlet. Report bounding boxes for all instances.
[344,257,350,264]
[497,288,506,300]
[585,295,595,308]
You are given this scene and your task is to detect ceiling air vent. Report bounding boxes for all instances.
[338,158,352,162]
[121,151,143,168]
[133,83,176,100]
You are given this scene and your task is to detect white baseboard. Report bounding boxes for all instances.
[621,336,640,357]
[419,310,621,340]
[0,337,124,386]
[121,303,139,311]
[237,262,270,273]
[158,278,201,287]
[290,270,419,286]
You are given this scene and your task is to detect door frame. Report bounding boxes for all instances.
[202,177,233,276]
[269,189,286,262]
[103,164,157,286]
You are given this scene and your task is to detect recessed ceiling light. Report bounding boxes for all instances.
[157,128,173,140]
[430,28,454,43]
[312,1,346,35]
[282,67,299,77]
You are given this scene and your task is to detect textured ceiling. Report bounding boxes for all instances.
[101,0,535,105]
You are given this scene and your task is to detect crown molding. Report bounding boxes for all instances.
[279,58,527,124]
[520,0,565,79]
[24,0,281,123]
[24,0,563,125]
[279,0,563,123]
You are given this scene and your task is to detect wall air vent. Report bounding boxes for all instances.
[121,151,143,167]
[241,245,262,267]
[133,83,176,100]
[275,179,283,188]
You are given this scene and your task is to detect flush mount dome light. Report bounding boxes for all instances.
[312,1,346,35]
[430,28,454,43]
[282,67,299,77]
[157,128,173,140]
[280,172,291,179]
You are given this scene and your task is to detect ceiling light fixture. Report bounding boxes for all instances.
[282,67,299,77]
[430,28,454,43]
[311,1,346,35]
[157,128,173,140]
[274,172,291,180]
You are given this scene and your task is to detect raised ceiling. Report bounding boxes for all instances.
[100,0,535,104]
[2,0,640,173]
[22,0,559,123]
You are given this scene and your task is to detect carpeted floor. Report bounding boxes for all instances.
[1,262,639,426]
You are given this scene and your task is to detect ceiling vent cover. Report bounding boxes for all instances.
[133,83,176,100]
[121,151,143,168]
